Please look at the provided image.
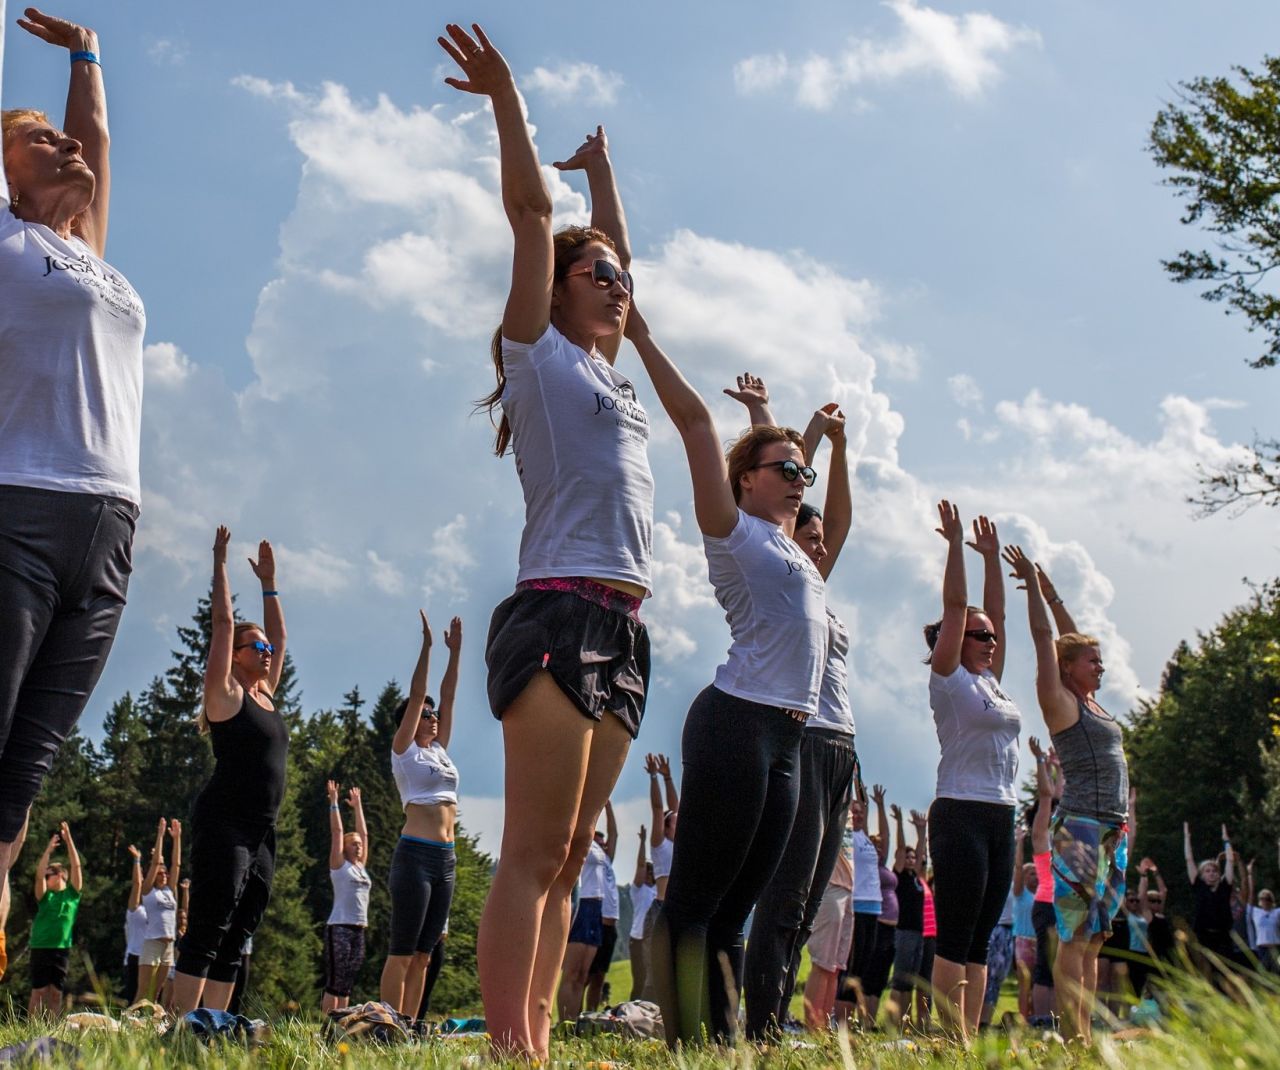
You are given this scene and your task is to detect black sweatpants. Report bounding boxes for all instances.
[650,686,804,1046]
[0,485,136,840]
[928,797,1015,965]
[743,727,856,1038]
[176,818,275,983]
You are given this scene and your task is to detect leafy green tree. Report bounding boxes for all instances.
[1149,55,1280,512]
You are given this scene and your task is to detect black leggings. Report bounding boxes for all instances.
[1031,900,1057,987]
[650,686,804,1046]
[324,924,367,997]
[176,818,274,983]
[417,934,446,1018]
[387,838,455,956]
[928,798,1015,965]
[0,486,136,840]
[743,728,856,1038]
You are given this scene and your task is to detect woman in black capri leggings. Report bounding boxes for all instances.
[173,528,288,1013]
[925,502,1021,1037]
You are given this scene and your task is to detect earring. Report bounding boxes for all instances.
[9,190,17,208]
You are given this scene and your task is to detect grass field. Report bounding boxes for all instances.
[1,959,1275,1068]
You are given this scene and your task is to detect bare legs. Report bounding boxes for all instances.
[931,956,987,1038]
[171,972,234,1014]
[1054,935,1104,1042]
[804,964,839,1029]
[476,674,630,1060]
[557,942,595,1021]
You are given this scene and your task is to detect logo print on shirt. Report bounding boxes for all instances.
[592,381,650,446]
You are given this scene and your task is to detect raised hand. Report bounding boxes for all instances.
[811,402,846,441]
[889,803,902,822]
[909,809,927,828]
[126,844,140,861]
[16,8,97,52]
[935,500,963,544]
[553,125,610,172]
[213,526,231,564]
[722,373,770,408]
[966,515,1000,557]
[326,780,339,805]
[444,617,463,652]
[1139,856,1157,873]
[347,786,362,808]
[644,753,658,776]
[1034,564,1060,601]
[1001,543,1036,584]
[156,816,167,836]
[1028,736,1044,760]
[1222,823,1231,841]
[639,825,646,841]
[168,818,181,838]
[59,821,72,841]
[1015,824,1027,845]
[46,833,60,852]
[657,755,672,779]
[419,609,433,647]
[871,783,886,806]
[248,540,276,584]
[180,878,190,890]
[438,23,513,97]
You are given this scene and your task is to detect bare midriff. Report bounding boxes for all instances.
[588,576,647,600]
[403,801,456,844]
[655,874,669,901]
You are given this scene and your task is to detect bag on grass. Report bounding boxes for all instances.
[325,1001,411,1044]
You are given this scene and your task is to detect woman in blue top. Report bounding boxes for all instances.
[622,307,828,1046]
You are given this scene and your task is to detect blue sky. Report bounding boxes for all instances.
[5,0,1280,852]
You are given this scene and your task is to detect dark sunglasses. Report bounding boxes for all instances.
[235,639,275,654]
[750,459,817,487]
[564,258,634,295]
[964,629,998,643]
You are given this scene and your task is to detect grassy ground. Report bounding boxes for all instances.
[1,961,1274,1067]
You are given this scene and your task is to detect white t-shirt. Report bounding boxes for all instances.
[629,883,656,939]
[651,837,673,880]
[851,829,881,902]
[391,741,459,808]
[500,325,654,591]
[601,853,620,921]
[705,510,828,714]
[142,886,176,941]
[810,609,855,735]
[124,904,148,958]
[829,818,854,891]
[327,860,371,926]
[0,67,146,505]
[1250,905,1280,947]
[930,664,1022,805]
[580,839,611,899]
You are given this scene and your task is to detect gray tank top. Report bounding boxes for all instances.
[1052,698,1129,824]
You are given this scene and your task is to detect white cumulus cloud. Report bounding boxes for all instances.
[525,62,623,106]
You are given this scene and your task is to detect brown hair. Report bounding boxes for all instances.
[922,607,986,664]
[197,622,267,734]
[724,425,806,503]
[1055,632,1100,667]
[477,226,618,457]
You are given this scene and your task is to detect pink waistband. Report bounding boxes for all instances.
[518,577,643,621]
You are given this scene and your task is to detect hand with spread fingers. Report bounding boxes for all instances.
[438,23,513,98]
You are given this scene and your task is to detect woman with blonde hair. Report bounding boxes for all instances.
[438,24,651,1060]
[0,5,145,944]
[324,781,371,1013]
[1004,545,1129,1043]
[173,527,287,1013]
[137,816,181,1003]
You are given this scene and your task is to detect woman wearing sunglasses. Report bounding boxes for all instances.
[923,502,1021,1037]
[1003,544,1128,1043]
[620,310,827,1047]
[723,376,859,1039]
[173,527,287,1014]
[438,25,651,1060]
[380,612,461,1018]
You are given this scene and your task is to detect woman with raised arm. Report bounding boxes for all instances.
[324,782,371,1013]
[381,614,461,1018]
[29,821,81,1016]
[726,377,860,1039]
[622,308,828,1046]
[123,843,146,1003]
[173,528,288,1014]
[138,817,181,1003]
[628,825,657,1000]
[1184,821,1237,968]
[437,25,651,1059]
[925,504,1021,1036]
[886,808,929,1026]
[1025,736,1059,1023]
[1248,867,1279,973]
[0,6,145,942]
[1004,544,1129,1043]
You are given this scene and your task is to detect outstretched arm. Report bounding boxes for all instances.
[1003,545,1075,734]
[555,126,630,363]
[247,541,286,694]
[437,617,462,750]
[603,801,618,861]
[18,9,110,254]
[393,611,432,756]
[203,527,242,724]
[657,754,678,812]
[1029,737,1054,856]
[626,306,738,538]
[35,834,57,900]
[930,501,969,677]
[1013,825,1027,894]
[871,785,890,864]
[910,810,929,868]
[350,787,368,866]
[127,844,143,911]
[142,816,165,895]
[61,822,82,892]
[1222,824,1236,887]
[890,804,907,871]
[327,780,345,870]
[1034,565,1079,636]
[634,826,647,885]
[1184,822,1198,884]
[168,819,182,891]
[812,404,851,580]
[724,373,777,429]
[440,24,553,345]
[968,516,1007,680]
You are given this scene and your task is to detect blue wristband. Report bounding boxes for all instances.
[263,590,279,597]
[70,50,100,66]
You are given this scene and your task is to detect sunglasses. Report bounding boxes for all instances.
[234,640,275,654]
[964,629,998,643]
[750,460,817,487]
[564,259,634,295]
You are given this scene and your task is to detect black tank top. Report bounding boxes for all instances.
[197,689,289,826]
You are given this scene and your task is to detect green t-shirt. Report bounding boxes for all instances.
[30,885,80,949]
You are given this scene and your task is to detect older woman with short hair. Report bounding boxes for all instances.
[0,5,145,935]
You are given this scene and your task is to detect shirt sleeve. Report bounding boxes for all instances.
[0,1,9,210]
[501,323,558,370]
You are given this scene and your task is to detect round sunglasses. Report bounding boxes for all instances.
[564,258,635,295]
[749,459,817,487]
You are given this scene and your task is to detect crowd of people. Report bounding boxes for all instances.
[2,6,1279,1059]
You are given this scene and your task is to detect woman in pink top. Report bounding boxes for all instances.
[1027,736,1061,1021]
